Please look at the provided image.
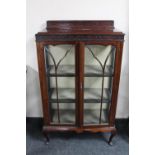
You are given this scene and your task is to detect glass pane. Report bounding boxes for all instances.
[84,45,116,125]
[44,44,76,124]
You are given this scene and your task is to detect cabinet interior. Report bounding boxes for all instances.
[44,44,116,125]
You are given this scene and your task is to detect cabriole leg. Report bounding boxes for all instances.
[108,130,117,145]
[43,131,50,144]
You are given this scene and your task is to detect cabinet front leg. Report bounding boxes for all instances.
[108,130,117,145]
[43,131,50,144]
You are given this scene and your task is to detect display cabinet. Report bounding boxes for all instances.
[35,21,124,145]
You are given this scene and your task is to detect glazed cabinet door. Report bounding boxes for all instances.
[43,43,77,125]
[83,43,116,125]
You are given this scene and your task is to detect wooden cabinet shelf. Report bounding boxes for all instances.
[49,88,111,103]
[47,65,114,77]
[50,109,108,125]
[36,20,124,144]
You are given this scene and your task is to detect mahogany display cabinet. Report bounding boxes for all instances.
[35,20,125,145]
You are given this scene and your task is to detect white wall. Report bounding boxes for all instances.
[26,0,129,118]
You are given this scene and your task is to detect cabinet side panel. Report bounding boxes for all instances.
[36,42,50,125]
[109,42,124,125]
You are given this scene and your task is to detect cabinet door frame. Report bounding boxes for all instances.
[79,41,123,127]
[37,40,124,127]
[36,41,79,126]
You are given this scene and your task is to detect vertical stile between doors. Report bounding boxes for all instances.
[75,42,85,127]
[75,43,79,126]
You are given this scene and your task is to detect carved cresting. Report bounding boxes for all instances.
[36,34,124,42]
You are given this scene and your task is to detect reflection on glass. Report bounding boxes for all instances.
[44,45,76,124]
[84,45,115,125]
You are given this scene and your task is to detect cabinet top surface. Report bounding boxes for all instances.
[37,20,124,35]
[36,20,124,42]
